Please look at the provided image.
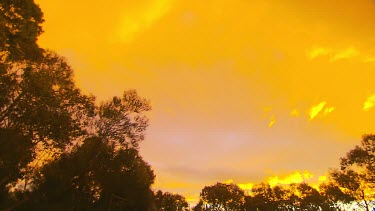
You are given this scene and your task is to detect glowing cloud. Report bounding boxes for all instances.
[238,182,254,191]
[307,47,331,60]
[114,0,172,43]
[224,179,253,191]
[363,94,375,111]
[185,194,199,204]
[323,106,335,115]
[307,46,365,62]
[363,56,375,63]
[318,175,327,182]
[268,115,276,128]
[224,179,234,184]
[309,102,327,120]
[268,171,314,187]
[331,47,359,61]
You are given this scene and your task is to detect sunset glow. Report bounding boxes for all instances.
[34,0,375,204]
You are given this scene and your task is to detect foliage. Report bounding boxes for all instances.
[0,0,44,62]
[199,182,245,211]
[245,183,293,211]
[0,50,95,198]
[330,134,375,211]
[2,0,375,210]
[154,190,189,211]
[0,1,155,210]
[19,137,155,210]
[319,182,353,210]
[96,89,151,149]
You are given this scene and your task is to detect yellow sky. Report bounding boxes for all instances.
[35,0,375,204]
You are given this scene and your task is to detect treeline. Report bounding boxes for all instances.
[1,1,374,211]
[192,134,375,210]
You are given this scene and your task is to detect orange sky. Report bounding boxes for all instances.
[35,0,375,204]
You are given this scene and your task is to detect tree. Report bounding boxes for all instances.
[154,190,189,211]
[96,89,151,149]
[19,137,155,210]
[0,1,98,208]
[330,134,375,211]
[319,182,353,211]
[294,183,324,210]
[0,51,94,192]
[245,183,294,211]
[246,183,277,211]
[0,0,44,62]
[0,1,156,210]
[331,169,373,211]
[0,128,32,208]
[5,88,153,210]
[200,182,245,211]
[193,200,206,211]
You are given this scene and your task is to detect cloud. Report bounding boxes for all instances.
[306,46,361,62]
[363,94,375,111]
[185,194,199,204]
[308,101,336,120]
[323,106,335,115]
[307,47,331,60]
[267,171,314,187]
[224,179,235,184]
[268,115,276,128]
[309,102,327,120]
[318,175,327,182]
[113,0,173,43]
[238,182,254,191]
[363,56,375,63]
[224,179,254,191]
[331,47,359,61]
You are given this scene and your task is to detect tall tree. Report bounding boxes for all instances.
[200,182,245,211]
[0,51,94,204]
[331,134,375,211]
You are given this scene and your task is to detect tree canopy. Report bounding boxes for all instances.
[0,1,155,210]
[196,182,245,211]
[154,190,189,211]
[0,0,44,62]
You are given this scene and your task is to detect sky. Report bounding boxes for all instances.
[35,0,375,204]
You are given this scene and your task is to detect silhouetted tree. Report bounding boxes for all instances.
[319,182,353,211]
[0,1,157,210]
[0,1,98,208]
[96,89,151,149]
[0,51,95,209]
[18,137,155,210]
[0,128,32,207]
[330,134,375,211]
[193,200,206,211]
[294,183,324,210]
[0,0,44,62]
[154,190,189,211]
[199,182,245,211]
[246,183,277,211]
[244,183,295,211]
